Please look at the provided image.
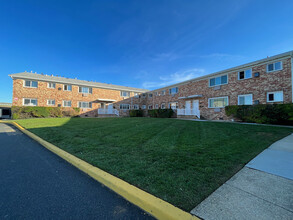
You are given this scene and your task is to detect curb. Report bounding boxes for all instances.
[1,121,199,220]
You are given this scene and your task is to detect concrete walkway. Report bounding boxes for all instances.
[191,133,293,220]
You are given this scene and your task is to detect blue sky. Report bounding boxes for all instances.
[1,0,293,102]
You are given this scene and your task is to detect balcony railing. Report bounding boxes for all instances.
[177,108,200,118]
[98,108,119,116]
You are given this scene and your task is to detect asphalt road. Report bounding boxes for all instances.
[0,123,154,220]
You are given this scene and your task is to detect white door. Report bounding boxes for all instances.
[108,104,113,114]
[192,100,199,117]
[185,101,191,115]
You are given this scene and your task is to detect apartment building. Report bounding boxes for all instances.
[115,51,293,120]
[9,72,149,117]
[9,51,293,120]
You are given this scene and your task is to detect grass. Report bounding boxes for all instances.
[16,117,293,211]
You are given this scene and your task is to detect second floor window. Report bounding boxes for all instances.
[64,85,72,91]
[24,80,38,88]
[169,87,178,94]
[79,86,92,94]
[209,75,228,86]
[47,82,56,88]
[238,69,252,80]
[267,61,282,72]
[161,90,166,95]
[148,93,153,98]
[121,91,130,97]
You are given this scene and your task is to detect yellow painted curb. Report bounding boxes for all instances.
[3,121,199,220]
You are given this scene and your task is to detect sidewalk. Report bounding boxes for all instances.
[191,133,293,220]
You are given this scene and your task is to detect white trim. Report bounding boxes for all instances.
[120,91,130,97]
[267,91,283,103]
[23,80,38,88]
[238,94,253,105]
[47,82,56,89]
[47,99,55,106]
[133,104,139,110]
[23,98,38,106]
[119,103,130,110]
[63,100,72,107]
[266,61,283,73]
[78,101,92,109]
[238,68,252,80]
[208,74,228,87]
[63,84,72,91]
[208,96,229,108]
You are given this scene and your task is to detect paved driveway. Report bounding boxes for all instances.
[0,123,153,219]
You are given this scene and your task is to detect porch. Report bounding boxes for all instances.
[176,95,202,119]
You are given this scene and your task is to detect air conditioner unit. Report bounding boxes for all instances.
[214,85,221,90]
[58,87,61,90]
[82,93,88,97]
[254,72,260,77]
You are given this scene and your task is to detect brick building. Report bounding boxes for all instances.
[9,50,293,120]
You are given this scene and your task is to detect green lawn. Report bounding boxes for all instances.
[16,118,293,211]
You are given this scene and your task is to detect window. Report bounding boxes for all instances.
[24,80,38,88]
[121,91,130,97]
[64,85,72,91]
[208,97,228,108]
[142,94,146,98]
[154,92,158,96]
[209,75,228,86]
[238,94,253,105]
[148,93,153,98]
[155,104,159,109]
[161,90,166,95]
[133,104,139,110]
[23,98,37,106]
[134,92,139,97]
[267,91,283,102]
[47,99,55,106]
[267,61,282,72]
[238,69,252,80]
[47,82,56,88]
[120,104,130,109]
[141,105,146,109]
[169,87,178,94]
[79,87,92,94]
[148,105,153,110]
[78,102,92,108]
[161,103,166,109]
[168,102,178,109]
[63,100,72,107]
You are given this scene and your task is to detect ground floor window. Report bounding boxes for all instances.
[23,98,37,106]
[267,91,283,102]
[78,101,92,108]
[148,105,153,110]
[120,104,130,110]
[141,105,146,109]
[238,94,252,105]
[155,104,159,109]
[47,99,55,106]
[63,100,72,107]
[161,103,166,109]
[168,102,178,109]
[208,96,228,108]
[133,104,139,110]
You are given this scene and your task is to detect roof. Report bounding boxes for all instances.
[9,72,149,93]
[0,103,12,108]
[149,50,293,93]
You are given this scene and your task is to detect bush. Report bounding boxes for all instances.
[225,104,293,125]
[148,108,174,118]
[129,109,143,117]
[11,106,80,119]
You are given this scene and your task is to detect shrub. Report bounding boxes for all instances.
[11,106,80,119]
[225,104,293,125]
[148,108,174,118]
[129,109,143,117]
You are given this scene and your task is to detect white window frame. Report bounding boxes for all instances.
[133,104,139,110]
[120,104,130,110]
[79,86,92,94]
[78,101,92,109]
[155,104,159,109]
[23,98,38,106]
[209,74,228,87]
[238,69,252,80]
[47,82,56,89]
[63,84,72,91]
[134,92,139,97]
[267,61,283,73]
[148,105,153,110]
[161,90,166,95]
[168,102,178,109]
[148,93,153,98]
[161,103,166,109]
[63,100,72,107]
[169,87,178,95]
[267,91,283,103]
[208,96,229,108]
[238,94,253,105]
[47,99,55,106]
[141,105,146,109]
[120,91,130,97]
[24,80,38,88]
